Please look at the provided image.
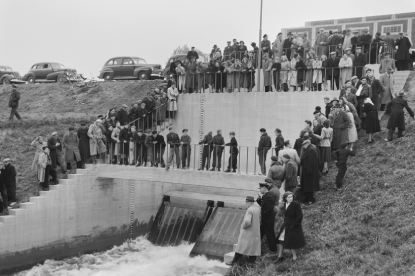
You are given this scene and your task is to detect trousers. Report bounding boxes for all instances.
[336,164,347,188]
[181,145,191,168]
[260,221,277,252]
[388,127,403,141]
[135,145,147,165]
[211,148,223,169]
[155,146,165,166]
[258,149,269,175]
[201,145,212,169]
[0,186,8,213]
[42,165,57,188]
[9,107,22,121]
[167,146,180,168]
[227,153,238,170]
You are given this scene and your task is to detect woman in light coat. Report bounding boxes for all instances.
[167,83,179,124]
[111,121,121,164]
[175,63,186,93]
[314,120,333,174]
[37,146,52,189]
[280,55,290,92]
[227,196,261,265]
[339,53,353,87]
[31,136,46,177]
[312,56,323,91]
[289,53,298,90]
[344,105,357,150]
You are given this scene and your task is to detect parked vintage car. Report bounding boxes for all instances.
[0,65,25,85]
[98,56,163,81]
[22,62,75,83]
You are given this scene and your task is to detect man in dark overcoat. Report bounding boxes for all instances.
[395,32,411,71]
[300,140,320,205]
[198,131,213,171]
[186,47,199,61]
[116,104,130,126]
[257,182,277,253]
[326,52,340,90]
[334,142,356,189]
[211,129,225,172]
[77,123,90,166]
[385,91,415,141]
[258,128,272,175]
[48,132,66,173]
[63,127,82,173]
[133,129,147,166]
[3,158,17,207]
[354,47,367,78]
[358,28,372,54]
[8,85,22,121]
[224,131,238,173]
[0,162,9,215]
[331,104,351,150]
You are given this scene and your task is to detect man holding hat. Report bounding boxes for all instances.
[385,90,414,141]
[334,142,356,189]
[63,127,82,173]
[354,46,367,78]
[227,196,261,266]
[379,67,395,111]
[3,158,17,208]
[326,51,340,90]
[257,182,277,253]
[314,28,329,56]
[379,52,396,74]
[395,32,411,71]
[8,84,22,121]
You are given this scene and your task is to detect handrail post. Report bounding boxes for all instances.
[238,146,241,174]
[246,146,248,174]
[254,147,257,175]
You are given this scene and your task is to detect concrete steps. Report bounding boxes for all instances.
[165,191,247,208]
[392,71,410,93]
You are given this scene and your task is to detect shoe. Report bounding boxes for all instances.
[224,169,231,173]
[42,187,50,191]
[225,262,234,266]
[210,168,215,171]
[218,169,221,172]
[165,167,169,171]
[198,168,202,171]
[161,165,165,168]
[276,256,284,263]
[232,170,236,173]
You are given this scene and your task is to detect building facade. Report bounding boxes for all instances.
[282,12,415,45]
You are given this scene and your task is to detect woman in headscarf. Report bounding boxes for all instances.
[304,52,314,91]
[339,53,353,87]
[344,105,357,150]
[280,55,290,92]
[363,97,381,143]
[271,56,281,92]
[31,136,46,180]
[312,56,323,91]
[263,54,273,92]
[276,192,306,262]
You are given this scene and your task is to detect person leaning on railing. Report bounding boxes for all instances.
[198,131,213,171]
[165,126,181,170]
[326,52,340,90]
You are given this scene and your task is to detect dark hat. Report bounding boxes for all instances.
[361,77,367,81]
[260,128,266,132]
[213,44,217,48]
[240,40,244,44]
[330,97,339,104]
[271,156,278,161]
[313,110,320,115]
[265,178,275,184]
[246,196,255,202]
[376,32,381,36]
[251,42,256,46]
[263,34,267,38]
[283,153,291,159]
[152,130,157,135]
[345,79,351,84]
[227,41,231,43]
[191,46,195,48]
[259,182,270,188]
[334,103,342,108]
[340,142,348,148]
[315,106,321,111]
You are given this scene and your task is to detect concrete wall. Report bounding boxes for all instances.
[174,91,337,172]
[0,164,261,274]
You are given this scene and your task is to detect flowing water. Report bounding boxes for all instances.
[15,237,222,276]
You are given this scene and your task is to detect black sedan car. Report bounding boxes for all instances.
[99,56,163,81]
[22,62,75,83]
[0,65,25,85]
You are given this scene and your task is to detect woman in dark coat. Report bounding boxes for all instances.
[362,98,381,143]
[385,91,415,141]
[295,56,307,91]
[77,123,90,164]
[276,192,306,262]
[300,140,320,204]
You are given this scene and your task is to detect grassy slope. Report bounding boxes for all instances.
[227,73,415,276]
[0,80,162,203]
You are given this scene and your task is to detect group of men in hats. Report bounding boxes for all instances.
[0,158,18,215]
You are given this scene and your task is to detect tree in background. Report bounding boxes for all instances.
[171,45,208,62]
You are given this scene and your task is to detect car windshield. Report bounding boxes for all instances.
[132,58,146,64]
[0,66,12,71]
[51,63,66,70]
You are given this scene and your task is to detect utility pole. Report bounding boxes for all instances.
[257,0,263,92]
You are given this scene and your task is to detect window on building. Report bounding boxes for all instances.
[381,24,403,35]
[348,27,368,34]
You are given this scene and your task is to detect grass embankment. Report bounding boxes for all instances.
[227,72,415,276]
[0,80,162,203]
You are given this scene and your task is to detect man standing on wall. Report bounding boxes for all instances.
[198,131,213,171]
[48,132,66,174]
[180,129,191,169]
[134,129,147,167]
[166,126,181,170]
[354,47,367,79]
[63,127,82,174]
[225,131,238,173]
[153,130,166,168]
[8,85,22,121]
[383,32,395,59]
[314,28,329,57]
[258,128,272,175]
[0,162,9,215]
[211,130,225,172]
[395,32,411,71]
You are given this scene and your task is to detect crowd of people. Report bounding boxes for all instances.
[166,29,414,94]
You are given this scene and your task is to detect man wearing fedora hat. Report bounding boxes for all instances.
[326,52,340,90]
[8,84,22,121]
[385,90,414,141]
[47,131,66,174]
[227,195,261,265]
[257,182,277,253]
[379,52,396,74]
[379,67,395,111]
[354,46,367,79]
[395,32,411,71]
[314,28,329,57]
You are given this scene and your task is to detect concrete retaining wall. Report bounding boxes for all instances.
[0,164,261,274]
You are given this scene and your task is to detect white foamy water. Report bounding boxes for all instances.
[16,237,223,276]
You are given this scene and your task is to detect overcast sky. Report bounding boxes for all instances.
[1,0,414,76]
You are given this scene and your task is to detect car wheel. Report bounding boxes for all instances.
[138,71,149,80]
[104,73,112,81]
[27,76,35,84]
[2,78,10,85]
